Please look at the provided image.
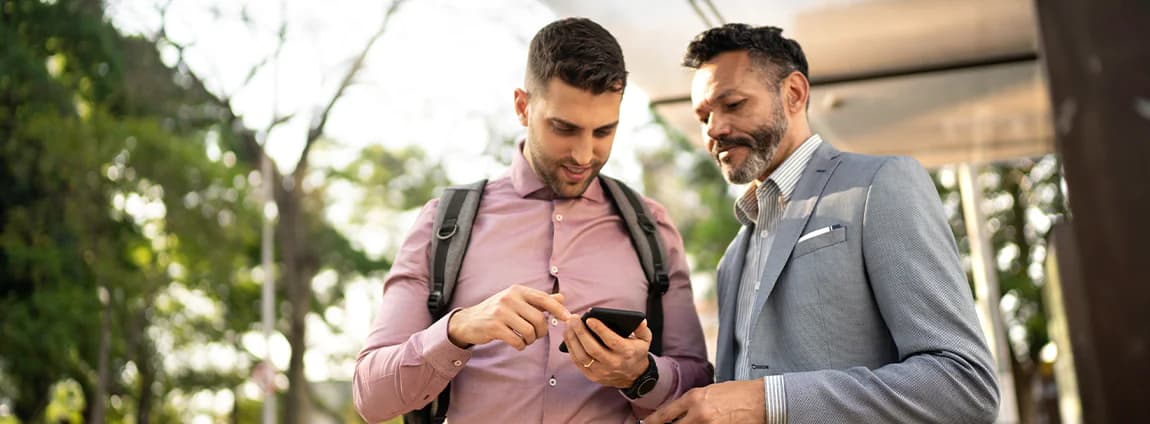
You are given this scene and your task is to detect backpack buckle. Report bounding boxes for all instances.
[638,216,657,234]
[436,224,458,240]
[427,291,444,311]
[653,272,670,294]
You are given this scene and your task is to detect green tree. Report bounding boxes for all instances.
[933,157,1067,422]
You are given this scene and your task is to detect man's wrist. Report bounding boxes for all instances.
[622,354,659,399]
[445,309,474,349]
[625,354,649,384]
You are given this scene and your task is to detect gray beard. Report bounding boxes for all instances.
[715,99,788,184]
[719,123,785,184]
[723,148,772,185]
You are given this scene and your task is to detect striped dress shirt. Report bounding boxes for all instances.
[733,134,823,424]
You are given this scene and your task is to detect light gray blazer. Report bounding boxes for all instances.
[714,142,999,423]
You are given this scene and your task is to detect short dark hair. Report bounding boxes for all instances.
[682,23,808,86]
[526,17,627,94]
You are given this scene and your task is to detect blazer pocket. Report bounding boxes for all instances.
[793,225,847,258]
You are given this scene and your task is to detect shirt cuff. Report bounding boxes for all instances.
[764,375,787,424]
[622,354,676,410]
[416,308,473,376]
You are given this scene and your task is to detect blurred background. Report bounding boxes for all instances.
[1,0,1145,423]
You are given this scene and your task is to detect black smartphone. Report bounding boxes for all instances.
[558,307,646,353]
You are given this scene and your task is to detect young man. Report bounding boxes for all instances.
[645,24,999,423]
[353,18,712,423]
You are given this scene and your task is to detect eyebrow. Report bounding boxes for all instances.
[550,117,619,132]
[694,89,739,117]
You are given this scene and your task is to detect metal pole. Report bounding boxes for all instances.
[260,147,277,424]
[957,163,1019,423]
[261,3,286,421]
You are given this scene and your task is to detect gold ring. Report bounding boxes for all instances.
[584,359,596,368]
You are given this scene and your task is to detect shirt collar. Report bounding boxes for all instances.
[734,134,824,225]
[510,141,605,202]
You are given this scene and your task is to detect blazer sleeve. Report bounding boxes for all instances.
[781,156,1000,423]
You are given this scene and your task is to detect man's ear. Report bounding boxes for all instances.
[514,88,530,127]
[783,71,810,114]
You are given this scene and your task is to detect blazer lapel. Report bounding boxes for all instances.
[749,143,842,322]
[715,225,751,382]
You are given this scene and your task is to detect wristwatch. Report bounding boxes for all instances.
[622,355,659,399]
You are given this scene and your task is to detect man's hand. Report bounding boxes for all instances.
[447,285,570,350]
[563,316,652,388]
[644,380,765,423]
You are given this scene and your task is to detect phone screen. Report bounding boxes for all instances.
[559,307,645,353]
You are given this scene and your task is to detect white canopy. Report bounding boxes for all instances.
[539,0,1053,168]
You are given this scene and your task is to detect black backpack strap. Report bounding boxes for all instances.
[598,176,671,355]
[427,179,487,318]
[405,179,486,424]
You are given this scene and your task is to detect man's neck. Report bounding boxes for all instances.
[756,129,814,182]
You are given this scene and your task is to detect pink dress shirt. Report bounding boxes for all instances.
[353,148,713,423]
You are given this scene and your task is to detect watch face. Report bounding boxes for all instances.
[637,377,657,396]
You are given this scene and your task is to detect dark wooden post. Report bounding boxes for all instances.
[1033,0,1150,422]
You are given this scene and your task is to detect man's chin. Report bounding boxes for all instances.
[552,179,593,198]
[721,165,757,185]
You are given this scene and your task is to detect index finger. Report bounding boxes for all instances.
[522,290,571,320]
[644,397,689,424]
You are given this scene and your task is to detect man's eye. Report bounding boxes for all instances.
[593,128,614,138]
[726,100,744,111]
[554,126,575,134]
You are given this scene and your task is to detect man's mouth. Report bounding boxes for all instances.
[714,145,746,163]
[713,138,752,161]
[561,164,590,181]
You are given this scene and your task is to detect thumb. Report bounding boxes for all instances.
[633,319,653,342]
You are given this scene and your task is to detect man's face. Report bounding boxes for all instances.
[516,78,622,198]
[691,51,789,185]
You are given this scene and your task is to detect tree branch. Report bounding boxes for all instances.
[226,9,289,105]
[294,0,408,177]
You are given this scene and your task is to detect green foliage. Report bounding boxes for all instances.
[640,111,741,277]
[931,156,1067,367]
[2,0,438,420]
[330,144,450,215]
[43,380,85,424]
[2,0,263,419]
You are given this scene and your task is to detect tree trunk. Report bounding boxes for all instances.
[279,177,319,424]
[90,286,111,424]
[136,311,156,424]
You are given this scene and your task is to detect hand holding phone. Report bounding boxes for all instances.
[559,307,645,353]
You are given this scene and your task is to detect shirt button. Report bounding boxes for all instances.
[555,214,564,222]
[760,230,768,238]
[548,377,557,386]
[453,360,463,367]
[550,266,559,275]
[551,318,559,326]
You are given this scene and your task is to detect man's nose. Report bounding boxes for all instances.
[705,115,730,143]
[571,135,594,165]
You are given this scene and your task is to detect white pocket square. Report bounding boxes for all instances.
[799,224,843,243]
